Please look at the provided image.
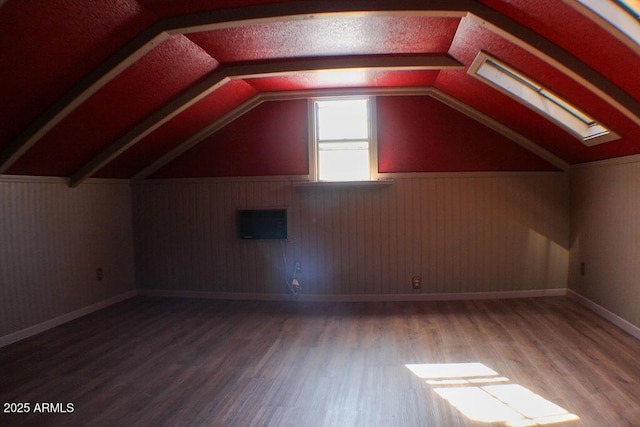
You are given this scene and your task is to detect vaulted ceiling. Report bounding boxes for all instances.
[1,0,638,186]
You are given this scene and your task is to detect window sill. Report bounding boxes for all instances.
[293,179,394,189]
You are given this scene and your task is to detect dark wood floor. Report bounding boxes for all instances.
[1,296,640,426]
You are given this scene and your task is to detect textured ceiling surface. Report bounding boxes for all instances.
[0,0,638,185]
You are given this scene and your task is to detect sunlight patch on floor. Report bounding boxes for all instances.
[406,363,579,426]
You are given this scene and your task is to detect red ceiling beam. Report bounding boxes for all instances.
[1,0,637,183]
[0,27,170,175]
[0,1,469,178]
[69,54,462,187]
[133,87,569,182]
[466,12,640,127]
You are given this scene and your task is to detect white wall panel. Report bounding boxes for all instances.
[570,161,640,328]
[134,173,569,297]
[0,178,136,337]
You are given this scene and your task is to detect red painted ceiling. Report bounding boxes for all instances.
[95,79,258,178]
[152,99,309,178]
[377,96,559,173]
[186,16,460,62]
[7,34,218,177]
[0,0,155,149]
[244,70,441,92]
[0,0,638,183]
[438,17,640,164]
[480,0,640,97]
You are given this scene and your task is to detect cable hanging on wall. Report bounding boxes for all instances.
[279,240,301,296]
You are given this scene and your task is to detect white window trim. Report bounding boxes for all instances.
[308,96,379,182]
[468,51,620,146]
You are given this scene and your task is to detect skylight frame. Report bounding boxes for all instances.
[616,0,640,20]
[468,51,620,146]
[573,0,640,47]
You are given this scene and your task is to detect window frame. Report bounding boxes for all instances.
[308,96,379,182]
[468,51,620,146]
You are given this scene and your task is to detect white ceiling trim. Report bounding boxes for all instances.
[70,54,461,187]
[0,3,470,176]
[427,89,570,170]
[469,13,640,127]
[561,0,640,55]
[132,86,568,183]
[0,0,629,183]
[0,30,171,175]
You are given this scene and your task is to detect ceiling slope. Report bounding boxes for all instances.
[0,0,637,185]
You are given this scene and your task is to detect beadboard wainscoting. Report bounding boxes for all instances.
[133,173,570,297]
[570,158,640,330]
[0,177,136,341]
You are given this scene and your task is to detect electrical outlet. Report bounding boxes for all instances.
[412,276,422,289]
[97,267,104,281]
[580,262,585,276]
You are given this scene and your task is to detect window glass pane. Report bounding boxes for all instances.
[317,99,369,141]
[318,149,369,181]
[471,52,618,146]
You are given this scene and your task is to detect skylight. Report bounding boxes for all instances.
[616,0,640,19]
[574,0,640,46]
[469,52,620,146]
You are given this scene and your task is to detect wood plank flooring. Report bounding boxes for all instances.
[1,296,639,426]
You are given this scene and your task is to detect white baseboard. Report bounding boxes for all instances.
[0,288,573,348]
[0,290,138,348]
[138,288,566,302]
[567,289,640,340]
[139,289,294,301]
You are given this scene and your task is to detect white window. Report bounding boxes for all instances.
[469,51,620,146]
[309,97,378,182]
